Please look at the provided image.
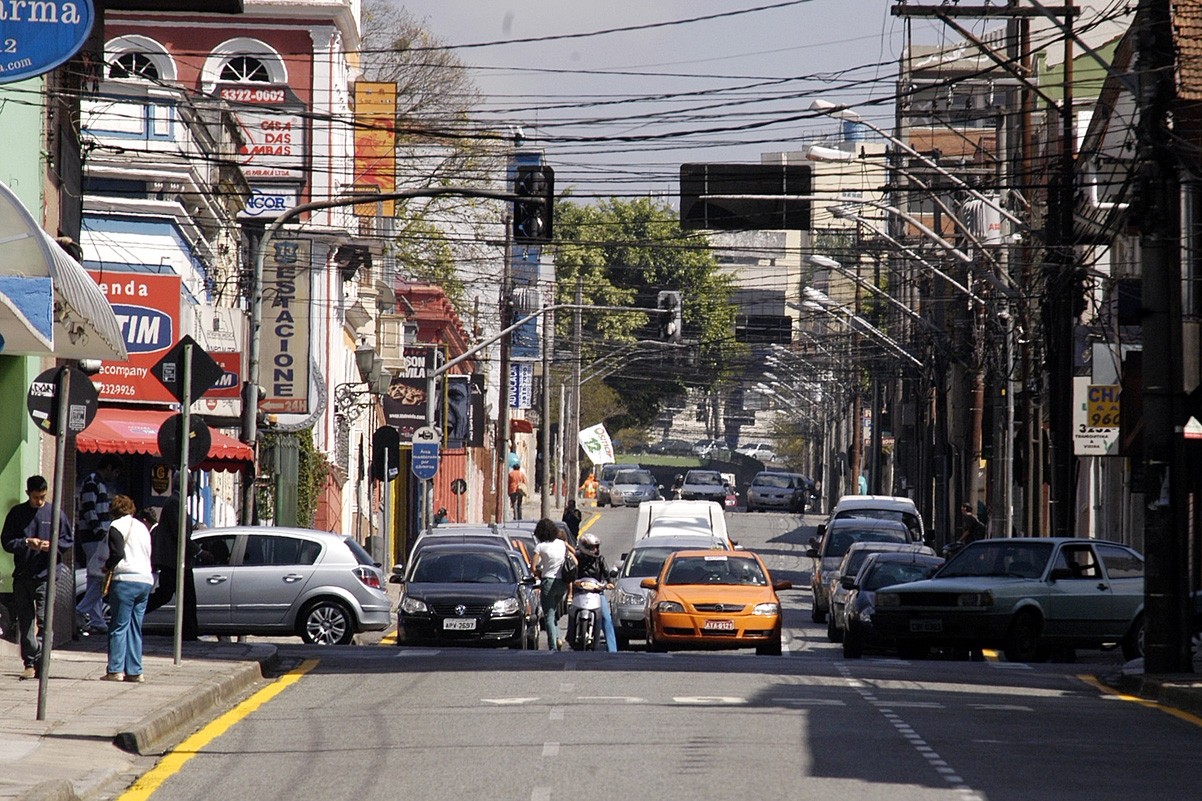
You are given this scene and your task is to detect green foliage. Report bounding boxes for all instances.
[258,429,327,527]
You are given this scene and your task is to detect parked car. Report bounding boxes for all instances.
[680,469,727,503]
[746,471,798,512]
[870,538,1146,662]
[785,473,818,513]
[692,439,728,458]
[144,526,392,645]
[641,550,792,655]
[826,541,934,642]
[648,438,694,456]
[595,463,641,507]
[736,442,777,462]
[608,468,662,507]
[807,518,912,623]
[841,551,945,659]
[394,542,541,648]
[609,531,731,649]
[819,494,926,545]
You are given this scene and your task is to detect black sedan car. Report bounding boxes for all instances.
[841,551,944,659]
[394,543,541,648]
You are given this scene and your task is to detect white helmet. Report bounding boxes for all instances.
[579,532,601,554]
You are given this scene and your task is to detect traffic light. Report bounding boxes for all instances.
[512,165,554,243]
[657,290,682,342]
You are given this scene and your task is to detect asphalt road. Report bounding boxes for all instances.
[121,508,1202,801]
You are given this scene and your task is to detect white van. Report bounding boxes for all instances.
[817,494,926,544]
[633,500,735,548]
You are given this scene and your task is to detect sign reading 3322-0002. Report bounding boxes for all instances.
[0,0,95,84]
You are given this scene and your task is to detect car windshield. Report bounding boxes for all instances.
[864,561,940,591]
[686,473,722,485]
[616,470,653,484]
[410,551,516,584]
[825,527,909,558]
[836,509,921,538]
[665,555,767,586]
[753,474,791,488]
[938,541,1053,579]
[622,546,678,578]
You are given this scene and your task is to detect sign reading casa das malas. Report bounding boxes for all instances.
[260,239,311,414]
[0,0,95,84]
[88,271,181,405]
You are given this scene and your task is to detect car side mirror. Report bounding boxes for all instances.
[840,576,856,590]
[774,579,793,591]
[391,563,404,575]
[806,548,819,558]
[388,574,404,585]
[640,578,657,590]
[1049,567,1073,581]
[816,524,826,538]
[520,576,537,586]
[609,566,620,578]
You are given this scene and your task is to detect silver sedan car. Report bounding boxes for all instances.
[608,469,662,507]
[146,526,392,645]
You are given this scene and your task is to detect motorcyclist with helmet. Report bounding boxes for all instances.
[566,531,618,652]
[670,474,684,500]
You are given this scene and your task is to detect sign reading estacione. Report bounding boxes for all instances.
[259,239,311,414]
[0,0,94,85]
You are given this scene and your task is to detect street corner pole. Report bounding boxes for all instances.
[36,367,71,720]
[175,343,193,665]
[541,304,552,519]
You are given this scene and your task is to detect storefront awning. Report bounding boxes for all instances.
[0,179,128,360]
[510,418,534,434]
[77,408,253,473]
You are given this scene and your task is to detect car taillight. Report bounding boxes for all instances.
[353,566,382,589]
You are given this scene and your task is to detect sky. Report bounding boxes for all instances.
[388,0,961,201]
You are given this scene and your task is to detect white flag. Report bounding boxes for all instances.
[578,423,615,465]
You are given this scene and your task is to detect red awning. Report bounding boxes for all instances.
[77,408,253,473]
[510,418,534,434]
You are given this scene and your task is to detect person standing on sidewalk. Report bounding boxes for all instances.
[145,475,198,641]
[507,463,528,521]
[102,495,153,683]
[562,499,583,542]
[75,455,121,634]
[1,476,74,680]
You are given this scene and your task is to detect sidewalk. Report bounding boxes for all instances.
[1101,655,1202,720]
[0,637,277,801]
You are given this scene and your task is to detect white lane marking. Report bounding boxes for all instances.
[987,662,1032,670]
[968,704,1033,711]
[560,682,575,692]
[549,707,564,721]
[769,698,847,706]
[673,696,747,705]
[872,700,944,709]
[577,696,646,704]
[482,697,540,705]
[542,742,560,757]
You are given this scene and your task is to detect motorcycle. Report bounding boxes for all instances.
[568,576,608,651]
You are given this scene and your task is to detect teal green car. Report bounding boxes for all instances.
[871,538,1145,662]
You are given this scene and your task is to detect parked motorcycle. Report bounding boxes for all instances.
[568,577,608,651]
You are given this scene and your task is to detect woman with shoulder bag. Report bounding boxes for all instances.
[101,495,154,683]
[530,518,574,651]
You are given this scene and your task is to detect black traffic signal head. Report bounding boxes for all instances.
[513,165,554,243]
[657,290,682,342]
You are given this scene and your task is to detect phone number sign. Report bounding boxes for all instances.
[0,0,94,84]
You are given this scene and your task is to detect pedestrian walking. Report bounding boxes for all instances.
[1,476,74,680]
[561,499,583,541]
[530,518,572,651]
[958,503,987,546]
[145,475,198,640]
[75,455,121,634]
[507,463,528,521]
[102,495,153,683]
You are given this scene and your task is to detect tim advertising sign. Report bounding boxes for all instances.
[259,239,311,414]
[88,271,180,404]
[0,0,94,85]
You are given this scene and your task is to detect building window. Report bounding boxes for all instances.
[109,52,160,81]
[220,56,271,83]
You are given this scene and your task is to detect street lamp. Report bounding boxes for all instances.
[802,287,923,370]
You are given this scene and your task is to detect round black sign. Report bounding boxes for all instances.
[26,366,99,437]
[157,413,212,469]
[451,478,468,495]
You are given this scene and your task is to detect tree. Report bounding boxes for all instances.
[553,196,739,431]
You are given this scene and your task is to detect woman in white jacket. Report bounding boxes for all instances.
[102,495,154,682]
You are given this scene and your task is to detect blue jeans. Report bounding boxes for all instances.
[540,577,567,650]
[568,598,618,652]
[107,580,151,676]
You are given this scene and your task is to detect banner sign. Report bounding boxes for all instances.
[352,82,397,217]
[438,373,486,449]
[259,239,311,413]
[509,362,533,409]
[1073,377,1120,456]
[88,271,180,404]
[383,345,435,442]
[218,84,308,182]
[579,423,615,466]
[0,0,94,85]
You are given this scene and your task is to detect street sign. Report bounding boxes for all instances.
[26,366,99,436]
[412,437,440,481]
[451,478,468,495]
[371,425,400,481]
[157,413,212,469]
[412,425,440,445]
[150,335,226,404]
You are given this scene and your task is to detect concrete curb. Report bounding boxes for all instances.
[1110,671,1202,720]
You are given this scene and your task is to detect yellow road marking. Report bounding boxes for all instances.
[115,659,319,800]
[1077,673,1202,728]
[982,649,999,662]
[581,512,601,533]
[378,633,396,645]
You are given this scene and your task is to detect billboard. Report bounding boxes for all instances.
[218,85,308,182]
[383,345,435,442]
[259,239,311,414]
[353,82,397,217]
[88,271,180,404]
[438,373,485,449]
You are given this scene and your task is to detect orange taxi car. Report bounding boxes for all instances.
[640,550,791,655]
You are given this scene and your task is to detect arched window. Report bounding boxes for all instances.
[220,55,271,83]
[105,35,176,83]
[109,52,160,81]
[201,39,288,91]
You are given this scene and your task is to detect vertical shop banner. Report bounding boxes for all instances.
[437,373,486,449]
[259,239,311,413]
[352,82,397,217]
[579,423,615,466]
[383,345,435,442]
[88,271,180,404]
[509,362,533,409]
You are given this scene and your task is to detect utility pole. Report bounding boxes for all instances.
[569,275,583,502]
[1135,0,1193,674]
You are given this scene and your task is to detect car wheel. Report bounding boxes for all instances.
[1003,610,1043,663]
[756,634,783,656]
[616,631,630,651]
[1121,613,1145,661]
[842,630,862,659]
[827,612,843,643]
[811,603,825,624]
[299,599,355,645]
[646,622,666,653]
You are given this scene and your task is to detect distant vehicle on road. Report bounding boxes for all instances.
[595,462,641,507]
[608,468,662,507]
[826,541,935,643]
[680,469,727,503]
[820,494,926,545]
[745,471,797,512]
[648,438,694,456]
[736,442,777,462]
[692,438,728,458]
[807,518,913,624]
[840,551,945,659]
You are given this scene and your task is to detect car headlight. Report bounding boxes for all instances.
[656,601,685,613]
[753,602,780,616]
[400,595,428,614]
[956,592,994,608]
[491,597,520,616]
[875,592,900,608]
[618,590,645,606]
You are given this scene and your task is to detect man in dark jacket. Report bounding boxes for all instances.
[2,476,74,679]
[145,476,199,640]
